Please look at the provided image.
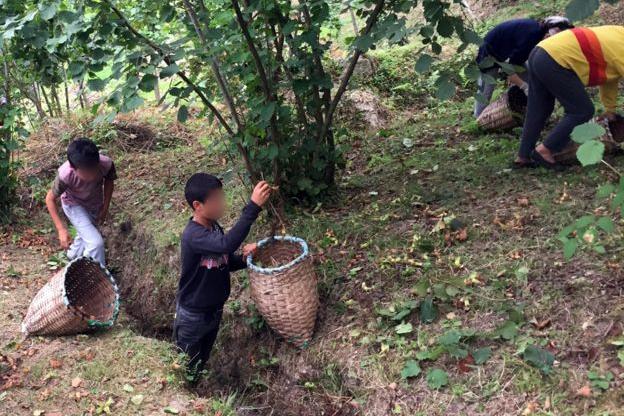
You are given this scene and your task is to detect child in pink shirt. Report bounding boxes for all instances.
[45,138,117,266]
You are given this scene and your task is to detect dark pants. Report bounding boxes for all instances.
[173,303,223,384]
[519,47,595,159]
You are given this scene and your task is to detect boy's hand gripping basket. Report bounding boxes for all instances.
[22,257,120,336]
[477,85,528,131]
[247,236,319,346]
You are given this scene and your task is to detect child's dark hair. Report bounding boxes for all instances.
[67,138,100,169]
[185,173,223,208]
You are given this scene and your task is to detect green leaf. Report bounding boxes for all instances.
[122,384,134,393]
[596,217,615,233]
[435,75,455,101]
[160,64,180,78]
[597,183,615,199]
[577,140,605,167]
[472,347,492,365]
[139,74,157,92]
[571,122,605,144]
[496,321,518,340]
[87,78,107,92]
[618,349,624,366]
[122,95,144,112]
[426,368,448,389]
[563,238,578,260]
[436,16,455,37]
[177,105,189,123]
[400,360,421,379]
[566,0,600,21]
[438,329,461,346]
[259,102,277,123]
[163,407,179,415]
[523,345,555,374]
[395,322,413,335]
[39,2,58,20]
[415,54,433,73]
[419,296,437,323]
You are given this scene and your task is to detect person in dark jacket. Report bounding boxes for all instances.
[474,16,574,117]
[175,173,271,384]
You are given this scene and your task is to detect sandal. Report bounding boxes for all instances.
[531,150,566,172]
[512,159,537,169]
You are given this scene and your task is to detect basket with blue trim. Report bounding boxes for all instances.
[22,257,120,336]
[247,236,319,346]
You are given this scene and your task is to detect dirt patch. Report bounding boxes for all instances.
[338,89,389,130]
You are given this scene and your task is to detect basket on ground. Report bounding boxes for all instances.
[477,86,528,131]
[247,236,319,346]
[22,257,120,336]
[554,117,624,164]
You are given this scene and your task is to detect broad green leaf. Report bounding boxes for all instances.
[523,345,555,374]
[259,102,277,123]
[177,105,189,123]
[395,322,413,335]
[435,75,455,101]
[400,360,421,379]
[38,2,58,20]
[419,296,437,323]
[571,122,605,144]
[472,347,492,365]
[426,368,448,389]
[68,62,85,77]
[87,78,107,91]
[566,0,600,21]
[618,349,624,366]
[577,140,605,167]
[122,95,144,112]
[160,64,180,78]
[563,238,578,260]
[139,74,157,92]
[438,330,461,346]
[496,321,518,340]
[597,183,615,198]
[415,54,433,74]
[596,217,614,233]
[436,16,455,37]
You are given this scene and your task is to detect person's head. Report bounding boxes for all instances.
[67,138,101,181]
[185,173,225,220]
[541,16,574,38]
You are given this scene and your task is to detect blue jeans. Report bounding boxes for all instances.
[173,303,223,384]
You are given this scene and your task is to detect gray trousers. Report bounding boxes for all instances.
[519,47,595,159]
[474,68,500,117]
[62,203,106,267]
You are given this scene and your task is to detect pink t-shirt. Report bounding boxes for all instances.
[52,155,117,212]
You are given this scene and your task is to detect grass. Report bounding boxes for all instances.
[3,1,624,415]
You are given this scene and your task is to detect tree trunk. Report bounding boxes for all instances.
[51,85,63,116]
[62,66,70,112]
[31,83,46,118]
[153,74,161,102]
[40,85,55,117]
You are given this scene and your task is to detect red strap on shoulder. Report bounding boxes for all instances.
[571,28,607,86]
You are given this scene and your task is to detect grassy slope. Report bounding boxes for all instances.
[2,1,624,415]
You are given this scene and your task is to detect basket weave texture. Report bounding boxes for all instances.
[477,86,528,131]
[247,236,319,346]
[22,257,120,336]
[554,118,624,164]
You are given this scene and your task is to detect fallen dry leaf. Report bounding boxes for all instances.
[576,385,592,398]
[522,401,539,415]
[49,359,62,369]
[530,318,551,330]
[71,377,82,388]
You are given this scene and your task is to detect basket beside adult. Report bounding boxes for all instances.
[553,117,624,164]
[22,257,120,336]
[247,236,319,346]
[477,85,528,131]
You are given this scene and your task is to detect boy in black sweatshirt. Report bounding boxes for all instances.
[175,173,271,383]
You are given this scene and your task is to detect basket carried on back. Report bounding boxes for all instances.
[477,86,528,131]
[247,236,318,346]
[22,257,120,336]
[554,117,624,164]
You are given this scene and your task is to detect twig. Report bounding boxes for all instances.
[601,159,621,177]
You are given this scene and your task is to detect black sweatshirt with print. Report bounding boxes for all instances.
[177,201,262,312]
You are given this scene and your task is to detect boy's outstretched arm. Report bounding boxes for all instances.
[45,189,71,249]
[188,181,271,255]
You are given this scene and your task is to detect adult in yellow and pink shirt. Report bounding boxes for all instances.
[517,26,624,168]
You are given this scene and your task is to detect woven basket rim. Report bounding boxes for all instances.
[62,256,120,328]
[246,235,309,275]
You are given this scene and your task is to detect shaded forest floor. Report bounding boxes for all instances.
[3,2,624,416]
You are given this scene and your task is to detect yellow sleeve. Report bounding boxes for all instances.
[600,79,619,113]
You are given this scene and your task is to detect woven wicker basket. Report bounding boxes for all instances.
[247,236,319,346]
[477,86,528,131]
[554,118,624,164]
[22,257,120,336]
